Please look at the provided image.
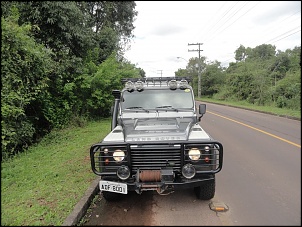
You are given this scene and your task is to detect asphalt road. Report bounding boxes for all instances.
[72,102,301,226]
[201,102,301,225]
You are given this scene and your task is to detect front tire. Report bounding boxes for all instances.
[194,177,215,200]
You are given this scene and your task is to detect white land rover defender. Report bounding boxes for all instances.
[90,77,223,201]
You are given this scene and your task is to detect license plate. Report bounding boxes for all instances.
[99,180,127,194]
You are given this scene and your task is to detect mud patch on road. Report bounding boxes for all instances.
[80,191,155,226]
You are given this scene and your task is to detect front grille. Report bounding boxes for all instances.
[90,141,223,176]
[130,144,181,173]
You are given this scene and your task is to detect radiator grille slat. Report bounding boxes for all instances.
[130,144,181,172]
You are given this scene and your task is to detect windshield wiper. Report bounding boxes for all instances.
[155,105,178,112]
[124,106,149,112]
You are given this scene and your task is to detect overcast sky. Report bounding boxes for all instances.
[124,1,301,77]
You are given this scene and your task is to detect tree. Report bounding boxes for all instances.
[235,44,247,62]
[201,61,225,96]
[1,1,139,158]
[16,1,95,58]
[10,1,138,127]
[1,10,54,158]
[77,1,138,59]
[82,53,142,117]
[248,44,276,60]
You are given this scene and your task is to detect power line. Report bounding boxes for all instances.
[204,1,239,37]
[267,29,301,45]
[213,1,260,40]
[248,10,301,47]
[204,1,251,43]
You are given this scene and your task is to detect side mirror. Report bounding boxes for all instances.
[112,90,121,99]
[198,104,206,121]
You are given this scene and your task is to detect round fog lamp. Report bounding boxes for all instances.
[113,150,125,162]
[117,166,130,180]
[182,164,196,179]
[188,148,201,160]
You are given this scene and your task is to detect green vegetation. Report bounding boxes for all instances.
[1,2,142,159]
[1,119,111,226]
[176,45,301,118]
[198,97,300,120]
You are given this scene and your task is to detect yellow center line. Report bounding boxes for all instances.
[208,111,301,148]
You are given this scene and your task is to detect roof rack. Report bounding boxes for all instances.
[121,77,192,88]
[121,77,191,83]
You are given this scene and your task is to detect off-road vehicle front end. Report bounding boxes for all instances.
[90,77,223,201]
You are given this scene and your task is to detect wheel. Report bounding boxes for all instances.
[102,191,125,201]
[194,177,215,200]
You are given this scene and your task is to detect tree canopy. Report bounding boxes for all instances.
[1,1,141,159]
[176,44,300,108]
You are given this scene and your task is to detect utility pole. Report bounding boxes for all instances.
[188,43,203,98]
[157,70,163,78]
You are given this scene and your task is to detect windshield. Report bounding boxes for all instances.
[121,88,194,110]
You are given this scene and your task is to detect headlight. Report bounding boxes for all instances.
[188,148,201,160]
[113,150,125,162]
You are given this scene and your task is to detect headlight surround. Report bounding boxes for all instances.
[113,149,126,162]
[188,148,201,160]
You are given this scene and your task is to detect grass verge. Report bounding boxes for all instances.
[197,97,301,120]
[1,119,111,226]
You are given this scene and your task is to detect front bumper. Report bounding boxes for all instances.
[101,172,215,194]
[90,140,223,194]
[128,174,215,194]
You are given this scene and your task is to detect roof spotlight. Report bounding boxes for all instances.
[179,80,188,89]
[125,81,135,92]
[135,81,144,91]
[168,80,177,90]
